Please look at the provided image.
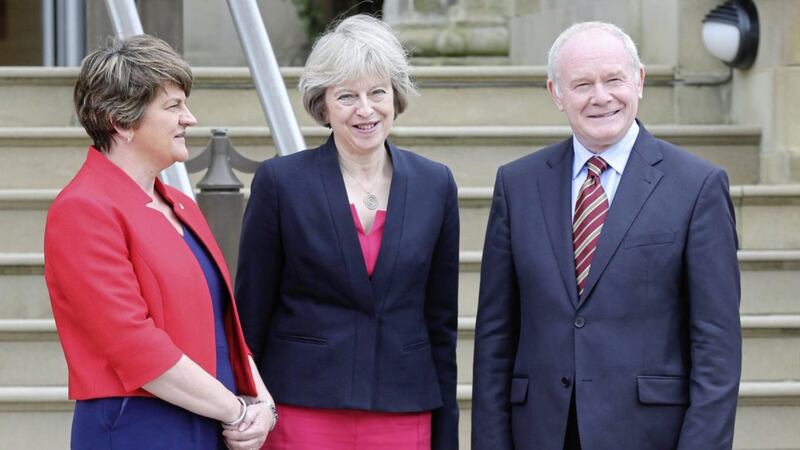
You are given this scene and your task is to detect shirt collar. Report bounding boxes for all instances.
[571,121,639,180]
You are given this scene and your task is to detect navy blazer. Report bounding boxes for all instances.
[235,135,459,449]
[472,123,742,450]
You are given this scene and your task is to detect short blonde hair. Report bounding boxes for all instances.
[299,14,417,127]
[74,34,193,152]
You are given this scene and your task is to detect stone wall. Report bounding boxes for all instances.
[731,0,800,183]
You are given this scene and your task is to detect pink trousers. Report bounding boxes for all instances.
[263,404,432,450]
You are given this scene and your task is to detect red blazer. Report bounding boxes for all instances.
[44,148,257,400]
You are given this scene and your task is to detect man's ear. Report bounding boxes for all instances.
[638,65,646,99]
[547,79,565,111]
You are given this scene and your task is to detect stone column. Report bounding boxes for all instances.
[731,0,800,183]
[384,0,511,64]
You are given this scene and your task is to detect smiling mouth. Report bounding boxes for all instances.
[353,122,378,130]
[588,110,620,119]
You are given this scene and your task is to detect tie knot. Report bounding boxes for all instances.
[586,156,608,177]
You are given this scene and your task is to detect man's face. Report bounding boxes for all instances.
[547,29,645,153]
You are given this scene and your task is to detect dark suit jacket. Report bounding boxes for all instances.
[472,123,741,450]
[235,135,459,449]
[45,148,257,400]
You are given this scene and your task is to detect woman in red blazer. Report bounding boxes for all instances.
[235,15,459,450]
[44,35,275,449]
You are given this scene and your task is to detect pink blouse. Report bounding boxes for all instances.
[349,204,387,276]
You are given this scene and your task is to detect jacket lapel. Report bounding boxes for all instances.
[538,141,581,307]
[317,137,377,315]
[579,126,664,305]
[157,182,229,281]
[369,142,407,314]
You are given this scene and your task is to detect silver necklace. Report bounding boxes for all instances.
[340,164,380,210]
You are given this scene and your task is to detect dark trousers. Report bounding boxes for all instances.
[563,388,581,450]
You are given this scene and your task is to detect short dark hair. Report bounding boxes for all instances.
[74,34,193,152]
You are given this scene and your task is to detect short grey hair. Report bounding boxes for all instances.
[74,34,193,152]
[299,14,418,127]
[547,21,643,96]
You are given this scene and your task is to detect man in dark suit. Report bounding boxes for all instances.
[471,21,741,450]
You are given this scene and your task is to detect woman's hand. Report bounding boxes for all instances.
[222,400,273,450]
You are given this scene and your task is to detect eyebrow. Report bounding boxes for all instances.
[161,96,185,106]
[332,82,390,94]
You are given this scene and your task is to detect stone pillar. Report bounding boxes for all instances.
[731,0,800,183]
[384,0,512,64]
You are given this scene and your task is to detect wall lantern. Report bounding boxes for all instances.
[701,0,759,69]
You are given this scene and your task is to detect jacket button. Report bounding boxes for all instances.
[574,317,586,328]
[561,377,571,388]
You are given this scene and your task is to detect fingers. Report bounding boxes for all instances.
[222,401,271,449]
[238,402,266,432]
[224,435,266,450]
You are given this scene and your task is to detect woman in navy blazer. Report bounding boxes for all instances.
[45,35,275,449]
[235,15,459,450]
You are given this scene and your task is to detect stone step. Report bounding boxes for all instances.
[1,314,796,387]
[460,184,800,252]
[0,66,713,128]
[0,382,798,450]
[458,250,800,317]
[2,250,799,320]
[455,315,800,384]
[0,124,761,190]
[1,182,796,255]
[0,320,64,387]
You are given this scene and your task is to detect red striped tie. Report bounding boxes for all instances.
[573,156,609,296]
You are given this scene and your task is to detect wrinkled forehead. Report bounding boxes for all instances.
[558,30,637,77]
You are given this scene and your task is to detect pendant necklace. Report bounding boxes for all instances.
[340,164,380,210]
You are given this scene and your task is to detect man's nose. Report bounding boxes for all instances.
[591,83,613,103]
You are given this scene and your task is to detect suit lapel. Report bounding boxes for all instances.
[579,126,664,305]
[317,137,376,315]
[538,141,581,307]
[369,143,407,314]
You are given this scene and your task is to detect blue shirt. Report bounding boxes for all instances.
[571,121,640,219]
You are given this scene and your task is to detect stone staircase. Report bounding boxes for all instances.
[1,67,798,449]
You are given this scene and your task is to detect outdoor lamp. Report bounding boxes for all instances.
[701,0,759,69]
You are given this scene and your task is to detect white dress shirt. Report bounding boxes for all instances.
[571,121,640,219]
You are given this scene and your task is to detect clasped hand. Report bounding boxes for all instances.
[222,397,275,450]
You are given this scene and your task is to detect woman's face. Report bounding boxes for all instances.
[324,75,394,156]
[133,82,197,170]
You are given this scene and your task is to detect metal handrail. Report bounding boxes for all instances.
[104,0,195,198]
[225,0,306,156]
[104,0,143,37]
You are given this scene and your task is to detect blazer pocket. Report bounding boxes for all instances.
[623,232,676,248]
[637,375,689,405]
[402,339,430,352]
[274,332,327,346]
[509,377,529,404]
